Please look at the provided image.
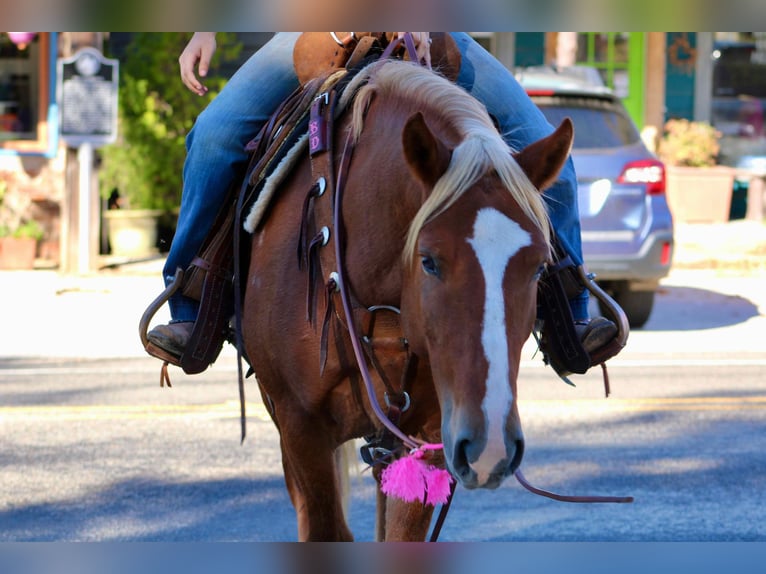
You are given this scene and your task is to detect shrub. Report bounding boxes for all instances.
[657,118,722,167]
[0,179,44,240]
[99,33,242,212]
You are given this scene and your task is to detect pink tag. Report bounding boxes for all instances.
[309,98,327,155]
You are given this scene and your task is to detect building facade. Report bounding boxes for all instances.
[1,32,762,271]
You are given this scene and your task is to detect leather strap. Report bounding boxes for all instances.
[180,198,237,375]
[345,35,379,69]
[537,259,591,376]
[429,482,457,541]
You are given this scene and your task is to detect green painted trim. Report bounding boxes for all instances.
[624,33,645,128]
[576,33,646,128]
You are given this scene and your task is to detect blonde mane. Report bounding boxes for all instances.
[345,60,551,264]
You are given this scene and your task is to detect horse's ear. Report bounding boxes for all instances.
[513,118,574,192]
[403,112,452,190]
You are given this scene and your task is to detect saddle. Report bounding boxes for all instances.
[139,33,460,377]
[293,32,462,85]
[139,33,628,386]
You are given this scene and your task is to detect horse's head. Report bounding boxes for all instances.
[400,110,573,490]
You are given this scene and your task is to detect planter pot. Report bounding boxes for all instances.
[665,165,735,223]
[103,209,163,257]
[0,236,37,270]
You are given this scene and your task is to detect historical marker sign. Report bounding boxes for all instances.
[57,47,119,146]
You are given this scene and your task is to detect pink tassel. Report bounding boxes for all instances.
[381,450,427,503]
[424,466,453,505]
[380,446,453,506]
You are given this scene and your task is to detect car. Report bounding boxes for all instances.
[516,66,674,328]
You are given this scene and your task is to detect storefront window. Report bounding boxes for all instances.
[574,33,643,127]
[0,32,52,153]
[576,33,631,97]
[711,32,766,166]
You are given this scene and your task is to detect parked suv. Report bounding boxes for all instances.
[516,67,674,327]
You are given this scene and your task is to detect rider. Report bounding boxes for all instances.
[146,32,617,363]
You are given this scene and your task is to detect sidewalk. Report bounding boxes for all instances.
[1,257,169,359]
[2,221,765,360]
[671,220,766,273]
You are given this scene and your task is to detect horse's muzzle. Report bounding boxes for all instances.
[449,435,525,490]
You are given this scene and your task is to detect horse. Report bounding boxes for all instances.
[241,59,573,541]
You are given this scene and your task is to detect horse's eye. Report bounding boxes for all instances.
[534,263,547,280]
[420,254,440,277]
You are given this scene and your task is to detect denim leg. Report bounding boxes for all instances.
[449,33,589,320]
[163,32,302,322]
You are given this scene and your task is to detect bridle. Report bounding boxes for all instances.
[309,39,633,541]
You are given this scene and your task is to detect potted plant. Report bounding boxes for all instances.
[99,33,241,257]
[658,118,735,223]
[0,180,44,269]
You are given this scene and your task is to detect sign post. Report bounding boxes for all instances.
[57,47,118,274]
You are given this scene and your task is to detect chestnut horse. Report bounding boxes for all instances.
[242,60,573,541]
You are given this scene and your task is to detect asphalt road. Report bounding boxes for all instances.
[1,268,765,541]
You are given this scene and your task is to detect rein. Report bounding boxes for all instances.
[330,104,457,542]
[514,470,633,503]
[332,120,424,453]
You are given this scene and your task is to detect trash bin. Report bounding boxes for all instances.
[730,178,748,220]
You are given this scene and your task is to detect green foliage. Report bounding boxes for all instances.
[12,220,45,240]
[99,33,242,211]
[657,118,722,167]
[0,179,44,239]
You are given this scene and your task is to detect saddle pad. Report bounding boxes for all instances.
[243,70,349,234]
[243,133,309,234]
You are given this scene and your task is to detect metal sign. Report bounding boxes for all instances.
[57,47,119,147]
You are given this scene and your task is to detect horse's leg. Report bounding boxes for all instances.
[257,389,318,537]
[278,436,312,536]
[372,467,435,541]
[277,411,354,541]
[383,497,435,541]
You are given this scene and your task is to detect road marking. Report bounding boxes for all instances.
[2,356,765,378]
[0,400,274,422]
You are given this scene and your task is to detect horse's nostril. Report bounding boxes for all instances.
[454,439,471,477]
[509,438,525,473]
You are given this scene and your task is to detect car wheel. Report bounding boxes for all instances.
[600,288,655,329]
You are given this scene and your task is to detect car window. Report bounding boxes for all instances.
[532,96,641,149]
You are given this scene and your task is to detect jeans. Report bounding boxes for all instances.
[164,32,589,322]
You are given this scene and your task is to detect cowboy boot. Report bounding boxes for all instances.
[146,321,195,358]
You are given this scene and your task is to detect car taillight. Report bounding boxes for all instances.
[660,241,672,266]
[525,89,556,96]
[617,159,666,196]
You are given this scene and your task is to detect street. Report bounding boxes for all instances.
[1,256,765,541]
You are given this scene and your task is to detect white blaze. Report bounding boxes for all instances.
[466,207,531,485]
